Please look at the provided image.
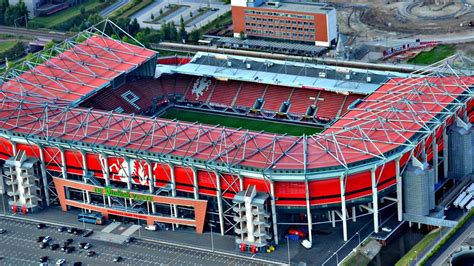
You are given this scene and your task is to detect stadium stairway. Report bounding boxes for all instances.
[234,82,267,109]
[262,85,293,112]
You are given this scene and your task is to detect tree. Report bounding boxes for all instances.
[129,18,140,36]
[178,16,187,43]
[169,21,178,41]
[0,0,8,25]
[87,14,102,26]
[189,28,201,43]
[159,8,163,15]
[43,40,55,51]
[150,13,154,20]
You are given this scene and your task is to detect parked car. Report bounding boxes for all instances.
[86,251,96,257]
[37,223,46,229]
[66,246,75,253]
[57,226,66,232]
[42,236,52,243]
[83,243,92,250]
[73,262,82,266]
[39,242,49,249]
[63,238,73,245]
[37,236,45,242]
[113,256,123,262]
[39,256,48,263]
[55,258,66,265]
[50,243,60,250]
[0,228,6,234]
[381,227,392,233]
[145,225,157,231]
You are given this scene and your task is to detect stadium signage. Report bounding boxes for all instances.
[94,186,153,202]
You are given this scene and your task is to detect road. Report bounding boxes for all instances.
[430,220,474,265]
[0,217,266,266]
[99,0,131,17]
[0,26,69,41]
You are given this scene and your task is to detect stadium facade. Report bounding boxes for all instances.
[0,22,473,248]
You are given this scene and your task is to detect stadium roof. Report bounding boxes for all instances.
[172,52,410,95]
[1,33,155,106]
[0,23,472,178]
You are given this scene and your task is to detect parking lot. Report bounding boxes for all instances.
[0,218,267,266]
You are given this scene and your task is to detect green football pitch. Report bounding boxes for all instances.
[159,109,323,136]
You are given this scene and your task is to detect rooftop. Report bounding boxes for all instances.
[255,1,335,14]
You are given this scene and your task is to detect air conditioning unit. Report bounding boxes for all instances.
[366,76,372,83]
[227,61,232,67]
[319,72,326,78]
[246,63,251,69]
[345,74,351,80]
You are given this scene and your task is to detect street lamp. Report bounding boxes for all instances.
[209,223,215,252]
[287,236,291,265]
[356,231,361,246]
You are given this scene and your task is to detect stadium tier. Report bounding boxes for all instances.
[0,24,473,247]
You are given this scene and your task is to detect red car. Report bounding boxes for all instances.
[288,228,306,238]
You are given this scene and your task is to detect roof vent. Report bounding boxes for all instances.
[246,63,251,69]
[227,61,232,67]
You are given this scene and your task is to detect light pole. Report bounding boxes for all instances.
[81,208,86,229]
[287,236,291,265]
[414,251,418,263]
[209,223,215,252]
[356,231,361,246]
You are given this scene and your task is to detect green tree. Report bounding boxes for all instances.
[43,40,55,51]
[189,28,201,43]
[150,13,154,20]
[178,16,187,43]
[0,0,8,25]
[129,18,140,36]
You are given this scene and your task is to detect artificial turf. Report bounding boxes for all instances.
[159,108,323,136]
[408,45,456,65]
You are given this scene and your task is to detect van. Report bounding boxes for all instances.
[145,225,157,231]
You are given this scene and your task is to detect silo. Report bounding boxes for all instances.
[448,125,473,179]
[427,164,435,210]
[403,163,430,216]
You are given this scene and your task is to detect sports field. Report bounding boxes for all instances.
[160,109,323,136]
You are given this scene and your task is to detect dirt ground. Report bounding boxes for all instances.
[322,0,474,41]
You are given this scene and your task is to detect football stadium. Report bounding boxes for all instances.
[0,21,473,252]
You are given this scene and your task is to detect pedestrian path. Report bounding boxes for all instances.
[101,221,121,233]
[121,224,141,236]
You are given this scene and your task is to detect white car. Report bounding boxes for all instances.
[301,239,312,249]
[145,225,157,231]
[381,227,392,233]
[56,258,66,265]
[42,236,52,243]
[84,243,92,250]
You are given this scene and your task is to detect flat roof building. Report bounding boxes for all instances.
[231,0,337,47]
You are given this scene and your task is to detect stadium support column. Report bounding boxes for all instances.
[340,173,348,241]
[10,139,17,155]
[215,171,225,236]
[371,167,379,233]
[305,179,313,244]
[147,160,156,214]
[269,180,279,245]
[81,151,91,205]
[101,154,111,206]
[125,157,132,205]
[192,167,199,200]
[432,131,439,183]
[396,157,403,222]
[38,145,50,206]
[239,174,244,191]
[169,164,178,229]
[443,123,448,178]
[60,148,70,199]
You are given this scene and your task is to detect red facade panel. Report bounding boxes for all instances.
[174,166,194,193]
[0,138,13,160]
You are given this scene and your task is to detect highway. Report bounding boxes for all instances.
[0,217,266,266]
[0,26,70,41]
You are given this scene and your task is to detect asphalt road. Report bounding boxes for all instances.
[0,217,266,266]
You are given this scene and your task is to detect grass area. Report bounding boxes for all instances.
[340,250,371,266]
[407,45,456,65]
[184,7,211,26]
[29,0,104,29]
[113,0,153,19]
[146,4,184,23]
[159,108,322,136]
[0,41,18,53]
[200,11,232,35]
[396,229,440,266]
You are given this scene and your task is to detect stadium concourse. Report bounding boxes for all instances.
[0,21,473,252]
